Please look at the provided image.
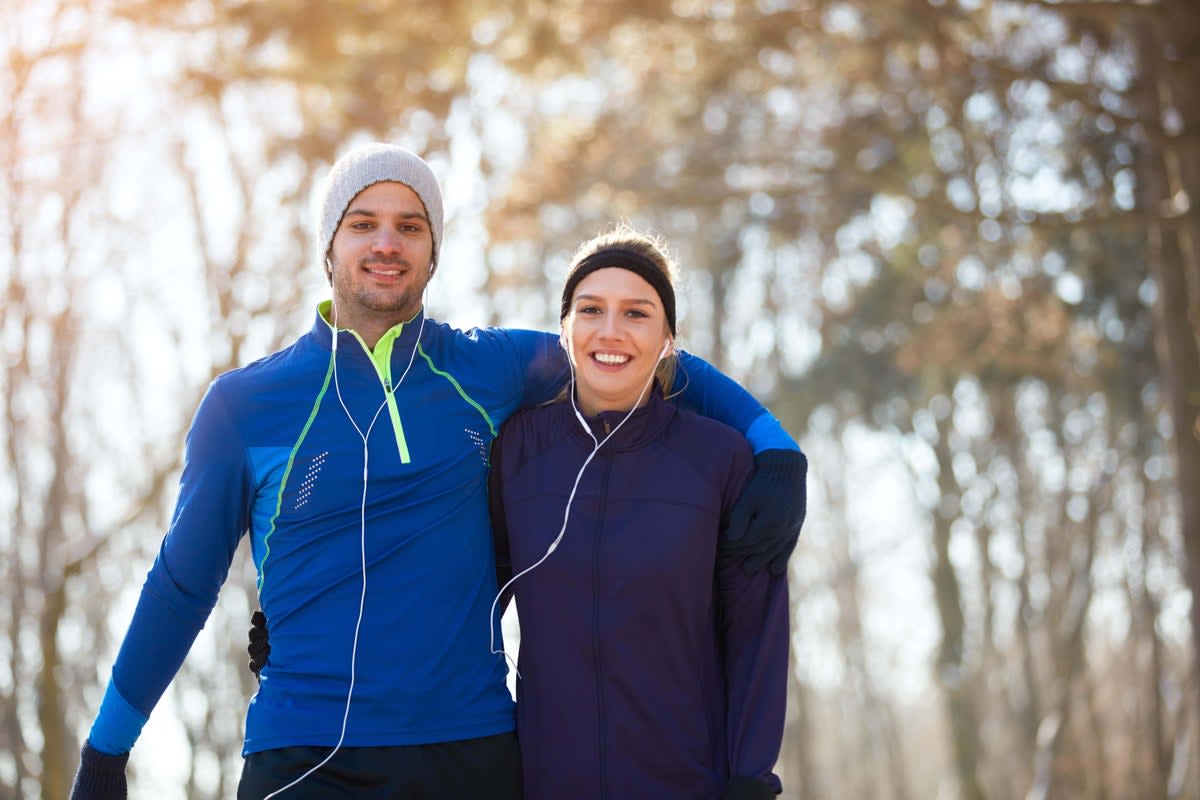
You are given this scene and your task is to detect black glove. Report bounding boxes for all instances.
[248,609,270,675]
[720,776,778,800]
[70,740,129,800]
[721,448,808,576]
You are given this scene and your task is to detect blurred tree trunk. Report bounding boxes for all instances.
[1124,383,1171,797]
[996,391,1043,795]
[1,3,115,796]
[2,19,37,796]
[1080,670,1112,800]
[33,40,94,799]
[1133,0,1200,735]
[782,651,818,799]
[1027,479,1099,799]
[930,407,986,800]
[825,449,911,800]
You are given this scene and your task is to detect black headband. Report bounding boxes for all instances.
[559,248,677,335]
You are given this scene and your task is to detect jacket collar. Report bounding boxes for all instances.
[558,385,675,453]
[308,300,427,357]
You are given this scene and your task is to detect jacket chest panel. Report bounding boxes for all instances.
[505,453,722,594]
[260,374,494,532]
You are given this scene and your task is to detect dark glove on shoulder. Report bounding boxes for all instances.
[721,776,779,800]
[721,448,808,576]
[70,740,129,800]
[248,609,270,676]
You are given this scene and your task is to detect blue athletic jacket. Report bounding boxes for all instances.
[490,393,788,799]
[87,303,797,757]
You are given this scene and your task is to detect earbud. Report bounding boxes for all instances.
[660,340,672,359]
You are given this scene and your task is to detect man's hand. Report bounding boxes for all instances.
[722,449,808,576]
[248,609,270,675]
[70,741,129,800]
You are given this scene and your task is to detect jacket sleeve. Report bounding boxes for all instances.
[498,329,569,409]
[718,559,788,793]
[717,443,788,795]
[672,351,798,456]
[87,381,253,755]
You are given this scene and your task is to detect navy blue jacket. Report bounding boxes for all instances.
[489,391,788,799]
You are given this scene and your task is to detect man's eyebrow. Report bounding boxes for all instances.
[343,208,428,221]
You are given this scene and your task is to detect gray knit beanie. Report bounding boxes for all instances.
[317,143,444,278]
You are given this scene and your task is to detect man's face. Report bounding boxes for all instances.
[327,181,435,333]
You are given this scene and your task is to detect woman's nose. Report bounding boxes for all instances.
[599,315,624,339]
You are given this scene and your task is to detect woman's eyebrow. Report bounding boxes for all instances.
[574,294,657,306]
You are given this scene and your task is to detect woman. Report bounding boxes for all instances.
[489,225,788,800]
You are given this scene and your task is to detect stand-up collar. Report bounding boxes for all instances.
[558,385,676,453]
[308,300,427,356]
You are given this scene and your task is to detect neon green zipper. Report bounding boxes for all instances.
[322,302,412,464]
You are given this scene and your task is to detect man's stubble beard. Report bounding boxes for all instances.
[331,255,429,324]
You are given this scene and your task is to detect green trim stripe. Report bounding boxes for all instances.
[417,344,497,437]
[256,350,337,593]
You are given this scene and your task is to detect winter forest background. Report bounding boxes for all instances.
[3,0,1200,798]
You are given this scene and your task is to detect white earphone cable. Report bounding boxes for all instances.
[488,335,671,674]
[263,283,427,799]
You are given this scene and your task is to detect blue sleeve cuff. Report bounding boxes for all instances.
[87,679,148,755]
[744,413,800,455]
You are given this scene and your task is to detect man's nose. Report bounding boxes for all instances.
[371,227,402,254]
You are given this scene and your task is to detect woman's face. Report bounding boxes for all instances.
[563,267,672,416]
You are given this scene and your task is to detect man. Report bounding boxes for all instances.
[70,143,807,799]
